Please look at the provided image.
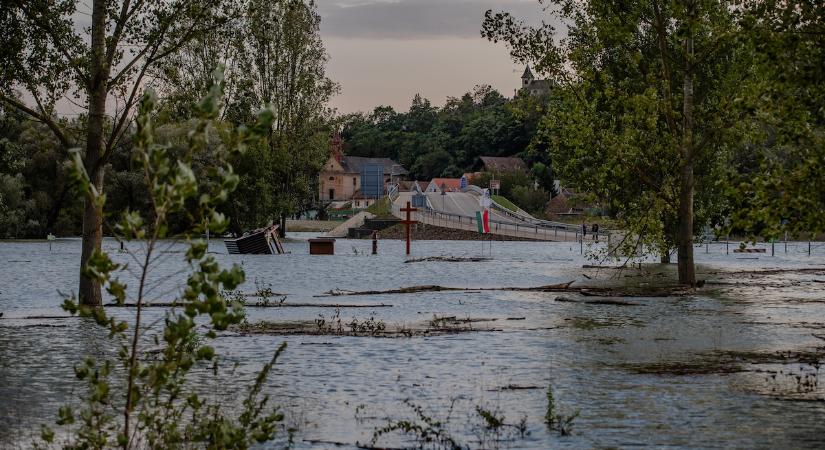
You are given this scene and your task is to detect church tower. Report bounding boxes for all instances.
[521,65,534,88]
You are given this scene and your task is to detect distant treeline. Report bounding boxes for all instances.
[340,86,554,183]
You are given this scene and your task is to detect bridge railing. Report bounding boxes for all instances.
[413,207,597,242]
[387,183,399,204]
[461,185,586,234]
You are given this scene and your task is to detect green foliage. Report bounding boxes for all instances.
[0,0,335,243]
[42,75,291,449]
[0,103,81,237]
[482,0,748,276]
[472,170,533,199]
[491,195,519,213]
[370,399,531,449]
[530,162,556,195]
[365,197,393,219]
[371,399,463,450]
[726,1,825,240]
[510,185,550,217]
[341,85,545,181]
[544,385,578,437]
[232,0,338,223]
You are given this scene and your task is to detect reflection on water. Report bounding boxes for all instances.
[1,236,824,448]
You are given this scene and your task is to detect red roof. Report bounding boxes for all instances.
[428,178,462,192]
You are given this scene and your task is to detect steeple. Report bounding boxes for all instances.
[521,65,534,86]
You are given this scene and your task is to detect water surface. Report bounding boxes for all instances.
[1,236,824,448]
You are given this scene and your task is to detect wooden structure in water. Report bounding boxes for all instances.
[309,238,336,255]
[224,225,285,254]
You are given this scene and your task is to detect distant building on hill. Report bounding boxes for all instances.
[319,132,407,207]
[519,66,553,97]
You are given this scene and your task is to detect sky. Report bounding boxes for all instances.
[315,0,548,114]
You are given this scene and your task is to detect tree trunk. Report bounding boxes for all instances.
[677,30,696,287]
[279,213,286,238]
[660,251,671,264]
[79,167,105,306]
[79,0,110,306]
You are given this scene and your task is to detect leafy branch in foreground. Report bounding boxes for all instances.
[39,68,291,449]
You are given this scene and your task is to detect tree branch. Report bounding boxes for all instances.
[652,1,680,135]
[0,92,73,151]
[16,2,88,85]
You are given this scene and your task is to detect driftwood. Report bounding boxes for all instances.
[704,267,825,276]
[319,285,465,296]
[495,385,542,391]
[554,296,640,306]
[303,439,404,450]
[236,322,501,338]
[316,281,693,298]
[404,256,492,263]
[106,302,392,308]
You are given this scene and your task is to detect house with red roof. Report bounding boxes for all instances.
[425,178,463,193]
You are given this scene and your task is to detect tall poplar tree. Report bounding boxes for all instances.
[483,0,750,286]
[235,0,337,235]
[1,0,234,305]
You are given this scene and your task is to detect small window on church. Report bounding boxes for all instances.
[329,176,335,181]
[353,177,357,186]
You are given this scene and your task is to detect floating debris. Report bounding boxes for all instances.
[318,282,692,298]
[404,256,492,263]
[106,302,392,308]
[224,224,285,254]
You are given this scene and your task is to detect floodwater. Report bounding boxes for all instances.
[1,235,824,448]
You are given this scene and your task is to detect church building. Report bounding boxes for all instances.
[519,66,553,97]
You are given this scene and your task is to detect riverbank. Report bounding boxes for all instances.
[285,219,340,232]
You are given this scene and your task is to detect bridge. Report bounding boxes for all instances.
[389,184,599,242]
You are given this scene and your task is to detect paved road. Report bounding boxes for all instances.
[392,191,585,242]
[424,192,519,223]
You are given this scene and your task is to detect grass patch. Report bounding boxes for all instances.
[492,194,520,213]
[365,197,393,218]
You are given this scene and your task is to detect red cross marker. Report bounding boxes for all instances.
[400,201,418,255]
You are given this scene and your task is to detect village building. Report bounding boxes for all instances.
[546,188,591,218]
[519,66,553,97]
[396,180,426,192]
[425,178,463,193]
[319,133,408,207]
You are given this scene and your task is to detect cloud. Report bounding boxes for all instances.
[315,0,547,39]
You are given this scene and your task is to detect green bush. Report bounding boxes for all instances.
[40,71,292,449]
[510,185,550,217]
